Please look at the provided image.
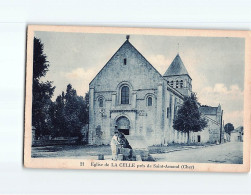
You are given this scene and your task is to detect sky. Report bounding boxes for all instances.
[35,31,245,128]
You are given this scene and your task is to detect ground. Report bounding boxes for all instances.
[31,142,243,164]
[32,145,112,159]
[151,142,243,164]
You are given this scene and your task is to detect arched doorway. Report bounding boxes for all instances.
[116,116,130,135]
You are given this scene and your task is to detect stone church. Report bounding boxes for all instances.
[88,36,223,146]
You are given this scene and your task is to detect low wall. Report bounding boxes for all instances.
[32,139,81,147]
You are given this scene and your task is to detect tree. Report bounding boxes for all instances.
[173,93,208,143]
[82,92,89,124]
[50,84,89,140]
[32,37,55,139]
[49,93,66,138]
[64,84,83,138]
[224,123,235,134]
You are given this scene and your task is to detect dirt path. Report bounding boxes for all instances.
[151,142,243,164]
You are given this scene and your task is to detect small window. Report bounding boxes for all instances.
[99,98,103,107]
[167,81,169,84]
[176,80,179,88]
[169,95,172,119]
[197,135,201,143]
[96,125,102,136]
[180,80,183,88]
[123,58,127,65]
[170,81,173,87]
[166,107,169,118]
[147,97,152,106]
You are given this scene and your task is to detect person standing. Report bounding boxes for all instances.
[110,128,120,160]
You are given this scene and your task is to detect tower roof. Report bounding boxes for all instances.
[164,54,190,78]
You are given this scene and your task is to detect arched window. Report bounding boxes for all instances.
[170,81,173,87]
[180,80,183,88]
[99,98,103,107]
[176,80,179,88]
[121,86,129,104]
[147,97,152,106]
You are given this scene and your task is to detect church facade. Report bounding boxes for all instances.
[88,36,223,146]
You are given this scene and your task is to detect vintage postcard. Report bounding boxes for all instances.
[24,25,251,172]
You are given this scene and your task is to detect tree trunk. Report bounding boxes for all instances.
[187,131,190,144]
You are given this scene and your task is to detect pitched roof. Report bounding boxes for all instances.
[164,54,190,77]
[90,39,164,85]
[89,38,185,99]
[199,106,218,115]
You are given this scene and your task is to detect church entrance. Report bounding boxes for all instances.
[116,116,130,135]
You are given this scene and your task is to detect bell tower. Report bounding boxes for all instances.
[163,54,192,96]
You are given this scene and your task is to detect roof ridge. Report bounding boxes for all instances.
[126,40,165,80]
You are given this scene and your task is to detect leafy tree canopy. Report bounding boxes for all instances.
[32,37,55,139]
[50,84,89,139]
[224,123,235,134]
[33,37,50,80]
[173,93,208,143]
